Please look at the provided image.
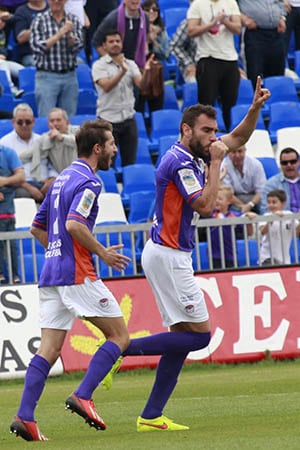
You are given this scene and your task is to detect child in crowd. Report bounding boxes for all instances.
[209,185,254,269]
[259,189,300,266]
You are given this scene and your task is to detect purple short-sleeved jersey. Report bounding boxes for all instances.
[32,159,103,286]
[150,143,206,252]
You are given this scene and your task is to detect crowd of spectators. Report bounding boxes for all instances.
[0,0,300,282]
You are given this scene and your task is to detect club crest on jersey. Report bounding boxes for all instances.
[99,298,109,308]
[76,188,96,217]
[178,168,202,194]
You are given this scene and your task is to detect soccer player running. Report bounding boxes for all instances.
[10,120,132,441]
[122,76,270,432]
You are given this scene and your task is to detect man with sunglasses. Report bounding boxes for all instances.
[260,147,300,213]
[0,103,53,202]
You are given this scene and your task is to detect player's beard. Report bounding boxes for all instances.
[97,153,111,171]
[189,135,209,162]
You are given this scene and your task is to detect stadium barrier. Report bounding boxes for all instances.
[1,214,300,379]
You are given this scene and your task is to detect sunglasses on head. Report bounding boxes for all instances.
[280,159,299,166]
[16,119,33,126]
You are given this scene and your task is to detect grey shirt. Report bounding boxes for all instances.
[237,0,285,29]
[92,54,141,123]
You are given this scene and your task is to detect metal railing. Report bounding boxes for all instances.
[0,213,299,284]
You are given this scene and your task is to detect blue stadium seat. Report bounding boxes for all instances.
[162,8,188,37]
[236,78,254,105]
[192,242,209,271]
[230,104,265,131]
[236,239,259,267]
[33,116,48,134]
[76,89,97,114]
[76,64,94,90]
[18,67,36,92]
[181,82,198,111]
[263,76,299,104]
[0,119,13,137]
[150,109,181,143]
[0,69,11,94]
[268,101,300,143]
[136,137,152,164]
[158,0,189,11]
[156,134,178,167]
[69,114,96,125]
[21,92,38,116]
[256,157,279,179]
[96,221,131,248]
[135,111,149,139]
[96,168,119,193]
[121,163,156,208]
[128,190,155,223]
[163,83,179,109]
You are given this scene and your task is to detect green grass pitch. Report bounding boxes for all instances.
[1,359,300,450]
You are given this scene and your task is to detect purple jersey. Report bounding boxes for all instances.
[150,143,205,251]
[32,159,103,286]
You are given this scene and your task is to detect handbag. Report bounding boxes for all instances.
[140,60,164,99]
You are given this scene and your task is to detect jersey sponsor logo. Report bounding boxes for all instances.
[76,189,96,218]
[178,168,202,195]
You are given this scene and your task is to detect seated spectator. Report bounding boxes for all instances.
[135,0,169,114]
[261,147,300,214]
[209,184,254,269]
[259,189,300,266]
[169,18,197,83]
[0,9,24,98]
[20,107,78,183]
[0,143,25,284]
[14,0,48,67]
[0,103,55,202]
[221,145,266,214]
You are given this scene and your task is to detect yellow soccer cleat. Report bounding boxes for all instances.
[101,356,123,390]
[137,415,189,432]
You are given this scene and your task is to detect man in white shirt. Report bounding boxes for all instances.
[187,0,242,131]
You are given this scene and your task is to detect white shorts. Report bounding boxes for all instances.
[141,239,209,327]
[39,277,123,330]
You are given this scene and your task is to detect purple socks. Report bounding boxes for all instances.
[75,340,121,399]
[17,354,51,422]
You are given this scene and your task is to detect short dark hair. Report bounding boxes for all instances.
[103,30,122,42]
[180,104,217,135]
[279,147,299,161]
[267,189,287,203]
[76,119,113,157]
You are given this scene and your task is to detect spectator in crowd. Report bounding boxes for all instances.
[259,189,300,265]
[0,103,56,202]
[0,9,24,98]
[92,0,149,70]
[209,184,254,269]
[169,18,197,83]
[84,0,118,64]
[92,30,154,167]
[0,143,25,284]
[187,0,242,132]
[0,1,26,42]
[220,144,266,214]
[135,0,169,114]
[238,0,286,88]
[30,0,83,117]
[261,147,300,214]
[65,0,90,64]
[284,0,300,56]
[14,0,48,67]
[20,107,78,187]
